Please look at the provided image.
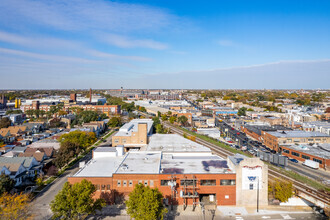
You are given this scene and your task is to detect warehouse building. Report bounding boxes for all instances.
[69,127,268,208]
[281,143,330,169]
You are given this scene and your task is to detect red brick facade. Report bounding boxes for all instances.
[68,173,236,206]
[281,146,330,169]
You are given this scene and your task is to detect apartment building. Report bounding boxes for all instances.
[22,103,120,116]
[262,130,330,152]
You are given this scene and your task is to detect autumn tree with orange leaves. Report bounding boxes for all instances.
[0,193,31,220]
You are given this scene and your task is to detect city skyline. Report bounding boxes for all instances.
[0,0,329,89]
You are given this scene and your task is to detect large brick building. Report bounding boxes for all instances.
[262,130,330,152]
[112,119,153,148]
[22,103,120,116]
[69,131,268,208]
[280,144,330,169]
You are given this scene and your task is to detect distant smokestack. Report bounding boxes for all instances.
[89,88,92,103]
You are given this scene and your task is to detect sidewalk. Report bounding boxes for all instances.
[93,204,316,220]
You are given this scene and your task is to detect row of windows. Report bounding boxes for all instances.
[291,152,300,157]
[284,149,323,164]
[117,180,154,187]
[94,184,111,191]
[160,179,236,186]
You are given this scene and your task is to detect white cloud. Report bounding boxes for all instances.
[0,31,84,50]
[101,34,168,50]
[0,0,174,32]
[87,50,151,62]
[218,39,236,47]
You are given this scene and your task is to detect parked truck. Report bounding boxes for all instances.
[303,159,319,169]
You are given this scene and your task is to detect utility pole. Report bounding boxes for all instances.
[257,176,259,213]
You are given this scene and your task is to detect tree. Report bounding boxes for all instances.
[6,110,22,115]
[108,117,121,128]
[54,142,81,168]
[25,110,34,118]
[152,116,161,127]
[0,174,15,196]
[157,111,161,118]
[268,179,293,203]
[78,111,99,124]
[169,116,176,124]
[49,118,65,128]
[161,114,167,121]
[126,184,167,220]
[58,110,68,116]
[237,107,247,116]
[51,179,105,220]
[122,102,135,112]
[155,124,167,134]
[178,115,188,126]
[59,131,97,150]
[0,193,31,220]
[0,117,11,128]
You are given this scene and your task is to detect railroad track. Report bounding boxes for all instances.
[164,123,330,207]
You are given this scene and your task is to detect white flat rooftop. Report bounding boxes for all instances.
[73,156,126,177]
[116,151,161,174]
[160,154,232,174]
[147,134,211,153]
[115,119,153,137]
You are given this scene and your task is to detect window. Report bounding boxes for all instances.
[117,180,121,187]
[123,180,127,187]
[283,149,290,154]
[200,180,216,186]
[129,180,133,187]
[313,158,322,164]
[180,179,196,186]
[220,179,236,185]
[123,139,126,143]
[161,180,170,186]
[144,180,148,186]
[106,184,111,190]
[114,139,119,143]
[95,184,100,190]
[138,180,142,184]
[150,180,154,187]
[291,152,300,157]
[101,185,105,190]
[249,184,254,190]
[302,155,310,160]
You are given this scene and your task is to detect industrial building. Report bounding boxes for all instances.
[69,120,268,208]
[281,143,330,169]
[262,130,330,152]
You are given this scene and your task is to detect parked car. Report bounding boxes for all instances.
[289,158,299,163]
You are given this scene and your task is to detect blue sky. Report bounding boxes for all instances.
[0,0,329,89]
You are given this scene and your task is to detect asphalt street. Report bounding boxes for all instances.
[30,130,117,220]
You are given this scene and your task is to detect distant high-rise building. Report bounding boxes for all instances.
[0,94,7,109]
[32,101,40,110]
[70,93,77,102]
